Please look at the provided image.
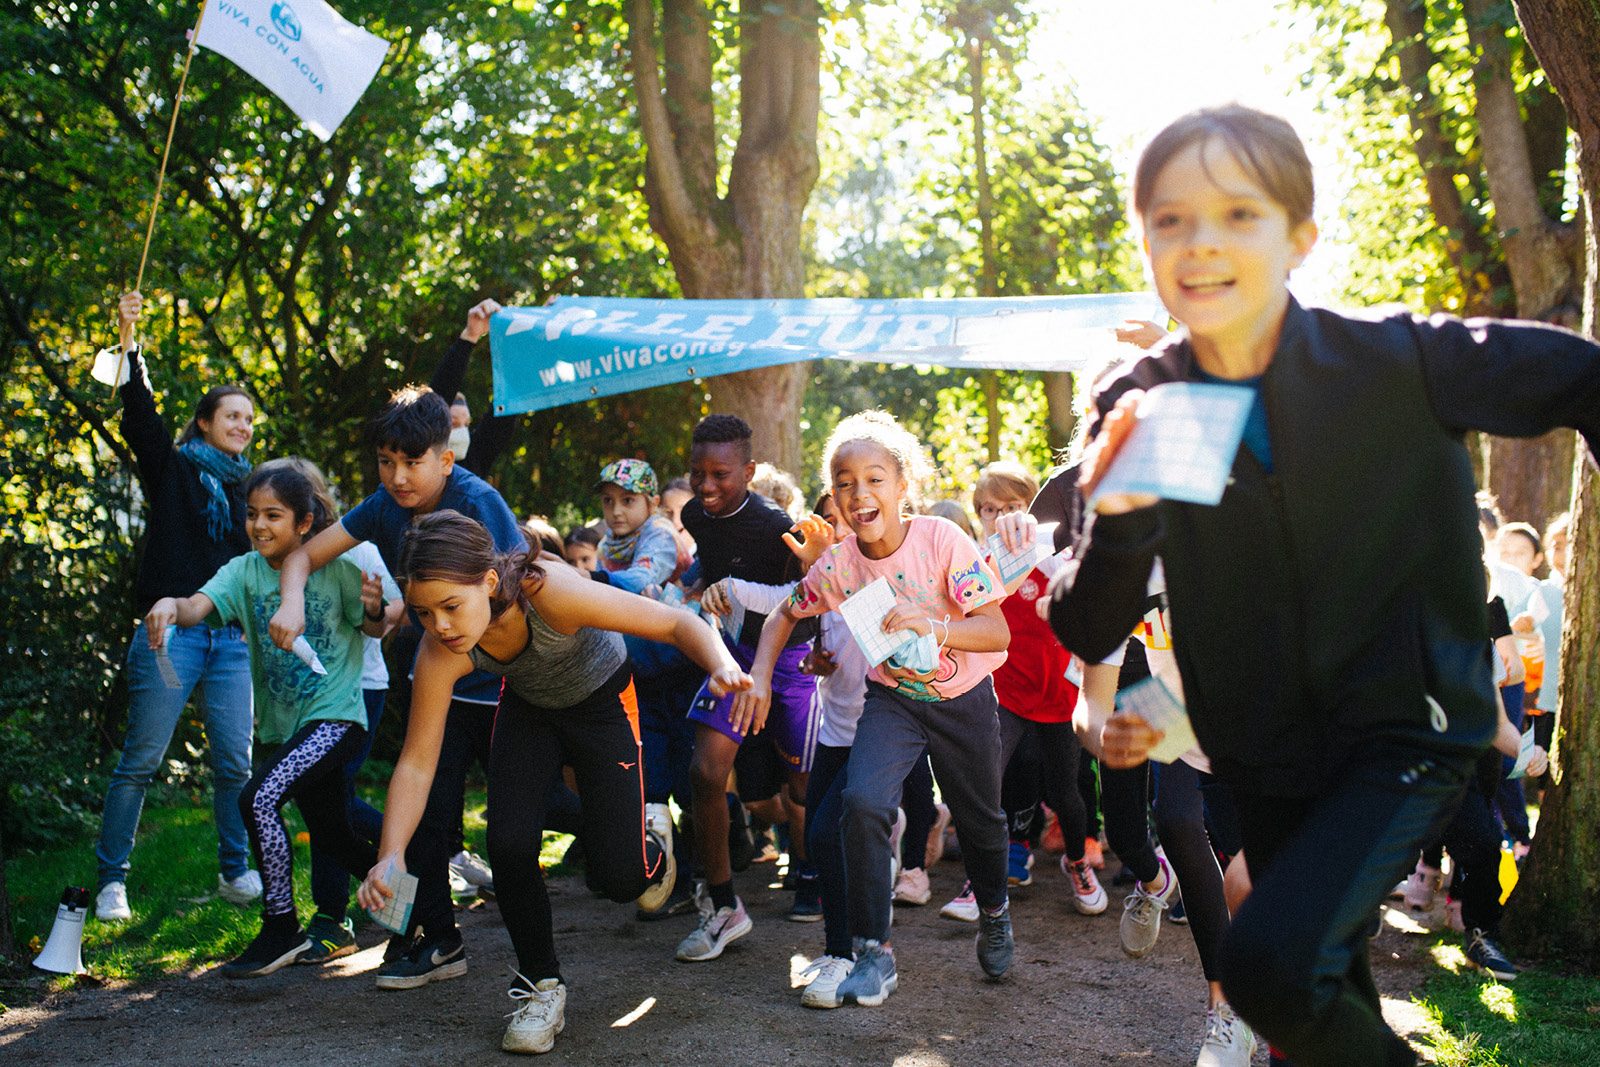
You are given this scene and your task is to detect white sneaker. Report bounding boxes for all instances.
[1196,1000,1256,1066]
[637,803,678,913]
[1063,855,1108,915]
[217,870,263,906]
[940,880,980,923]
[503,974,566,1054]
[798,954,854,1009]
[675,894,752,962]
[887,807,907,885]
[450,849,495,891]
[96,882,132,922]
[448,867,474,898]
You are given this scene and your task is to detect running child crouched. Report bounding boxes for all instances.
[736,411,1013,1005]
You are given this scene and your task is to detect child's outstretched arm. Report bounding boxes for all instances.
[358,636,471,911]
[144,593,217,648]
[732,602,801,737]
[270,521,359,649]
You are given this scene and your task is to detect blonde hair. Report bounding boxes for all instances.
[751,463,803,521]
[973,461,1038,510]
[821,410,934,510]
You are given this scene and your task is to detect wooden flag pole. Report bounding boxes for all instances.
[116,0,209,391]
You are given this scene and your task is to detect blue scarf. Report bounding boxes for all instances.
[179,439,251,543]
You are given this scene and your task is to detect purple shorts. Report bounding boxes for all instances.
[689,640,820,773]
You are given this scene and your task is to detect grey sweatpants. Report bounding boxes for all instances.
[842,678,1008,942]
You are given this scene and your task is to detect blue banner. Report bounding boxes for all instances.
[489,293,1164,415]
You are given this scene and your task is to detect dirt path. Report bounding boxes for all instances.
[0,859,1438,1065]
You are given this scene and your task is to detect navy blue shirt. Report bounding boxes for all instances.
[343,466,525,704]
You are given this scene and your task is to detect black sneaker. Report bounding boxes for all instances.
[298,913,357,964]
[1169,892,1188,925]
[1465,928,1518,981]
[221,920,309,979]
[976,902,1015,978]
[788,873,823,923]
[728,803,756,873]
[374,933,468,990]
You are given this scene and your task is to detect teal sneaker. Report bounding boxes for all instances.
[298,913,357,964]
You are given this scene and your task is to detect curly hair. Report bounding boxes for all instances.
[821,410,934,510]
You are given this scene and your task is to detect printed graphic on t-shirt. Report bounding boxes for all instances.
[252,587,337,707]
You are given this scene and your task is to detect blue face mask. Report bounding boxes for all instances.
[891,630,939,674]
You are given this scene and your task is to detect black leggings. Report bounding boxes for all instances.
[240,720,376,919]
[487,666,665,982]
[1221,742,1471,1067]
[1151,759,1230,982]
[407,697,494,941]
[1100,761,1159,883]
[1438,782,1503,936]
[998,708,1087,863]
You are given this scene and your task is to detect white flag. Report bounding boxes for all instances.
[195,0,389,141]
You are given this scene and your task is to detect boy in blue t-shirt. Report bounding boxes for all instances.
[271,384,524,990]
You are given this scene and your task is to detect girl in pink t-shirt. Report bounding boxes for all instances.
[735,411,1012,1006]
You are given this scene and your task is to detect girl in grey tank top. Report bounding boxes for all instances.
[468,601,626,709]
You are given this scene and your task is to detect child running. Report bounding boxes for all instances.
[145,460,384,978]
[1046,104,1600,1066]
[676,414,820,961]
[359,510,750,1054]
[737,410,1013,1005]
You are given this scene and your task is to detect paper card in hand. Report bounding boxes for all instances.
[838,577,917,668]
[367,863,418,935]
[1091,382,1255,507]
[1115,675,1199,764]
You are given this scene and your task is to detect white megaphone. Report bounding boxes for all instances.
[32,886,90,975]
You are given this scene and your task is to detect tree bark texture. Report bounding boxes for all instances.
[626,0,821,474]
[1462,0,1583,529]
[1501,0,1600,967]
[1383,0,1507,315]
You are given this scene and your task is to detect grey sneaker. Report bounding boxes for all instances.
[1120,857,1177,959]
[674,895,752,962]
[837,939,897,1006]
[976,902,1015,978]
[1197,1000,1256,1066]
[449,849,495,892]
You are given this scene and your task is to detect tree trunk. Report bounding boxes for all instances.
[1501,0,1600,966]
[626,0,820,475]
[1043,370,1076,456]
[1484,430,1578,532]
[0,818,12,963]
[1463,0,1583,530]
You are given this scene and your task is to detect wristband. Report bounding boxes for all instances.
[365,602,385,622]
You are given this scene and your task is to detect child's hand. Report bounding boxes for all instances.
[1079,392,1158,515]
[880,605,931,637]
[1099,709,1164,769]
[461,298,503,343]
[118,291,143,349]
[707,665,753,699]
[993,510,1038,555]
[1528,744,1549,778]
[361,571,385,618]
[800,647,838,677]
[145,598,178,649]
[782,513,836,570]
[700,579,732,618]
[269,602,306,651]
[1114,319,1167,350]
[358,854,405,913]
[729,681,771,736]
[1511,612,1536,634]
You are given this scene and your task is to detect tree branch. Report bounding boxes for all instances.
[626,0,704,248]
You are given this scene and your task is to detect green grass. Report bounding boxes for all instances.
[3,786,572,1005]
[1410,933,1600,1066]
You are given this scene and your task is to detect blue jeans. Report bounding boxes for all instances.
[309,688,387,920]
[96,621,254,888]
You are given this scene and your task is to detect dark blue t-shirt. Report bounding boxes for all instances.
[343,466,525,704]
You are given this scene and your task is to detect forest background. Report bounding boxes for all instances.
[4,0,1599,979]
